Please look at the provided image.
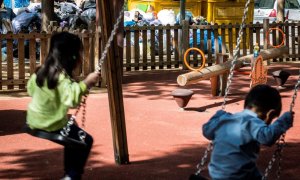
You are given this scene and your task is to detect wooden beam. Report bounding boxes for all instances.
[177,46,289,86]
[98,0,129,165]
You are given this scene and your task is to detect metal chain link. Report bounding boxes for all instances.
[193,0,251,175]
[95,0,128,73]
[262,134,286,180]
[221,0,251,110]
[289,70,300,112]
[60,94,88,142]
[195,143,213,175]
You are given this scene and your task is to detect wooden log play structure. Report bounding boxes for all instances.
[177,46,289,87]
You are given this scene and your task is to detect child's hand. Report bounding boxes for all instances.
[84,72,100,88]
[280,111,294,128]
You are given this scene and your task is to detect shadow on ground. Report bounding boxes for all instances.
[85,142,300,180]
[0,110,26,136]
[0,146,102,179]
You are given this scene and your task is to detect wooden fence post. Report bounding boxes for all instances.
[181,20,189,70]
[0,39,2,90]
[263,19,270,65]
[210,53,228,96]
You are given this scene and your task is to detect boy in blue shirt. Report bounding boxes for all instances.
[203,84,294,180]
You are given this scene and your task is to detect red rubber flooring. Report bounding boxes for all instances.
[0,62,299,180]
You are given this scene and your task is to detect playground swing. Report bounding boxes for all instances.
[188,0,300,179]
[25,0,127,147]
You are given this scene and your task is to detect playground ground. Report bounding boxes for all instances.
[0,62,300,180]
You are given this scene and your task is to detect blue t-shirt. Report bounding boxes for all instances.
[202,109,292,180]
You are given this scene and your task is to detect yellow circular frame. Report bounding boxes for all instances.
[184,48,206,71]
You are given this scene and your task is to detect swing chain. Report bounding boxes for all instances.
[95,0,128,73]
[195,143,213,175]
[193,0,251,176]
[60,94,88,142]
[221,0,251,110]
[289,70,300,112]
[263,70,300,179]
[262,133,286,180]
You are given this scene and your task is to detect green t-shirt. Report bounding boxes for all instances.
[26,73,87,132]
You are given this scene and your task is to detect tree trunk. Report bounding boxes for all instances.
[41,0,55,31]
[277,0,285,22]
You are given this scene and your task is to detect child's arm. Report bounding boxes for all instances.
[58,79,88,107]
[58,72,99,107]
[253,112,294,146]
[202,110,227,140]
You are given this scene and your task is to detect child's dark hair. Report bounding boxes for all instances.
[36,32,82,89]
[244,84,282,117]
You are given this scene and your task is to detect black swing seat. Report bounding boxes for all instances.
[189,174,210,180]
[24,125,87,148]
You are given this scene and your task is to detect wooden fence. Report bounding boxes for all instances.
[123,20,300,71]
[0,28,99,91]
[1,21,300,91]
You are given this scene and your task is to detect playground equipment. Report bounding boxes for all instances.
[172,48,205,110]
[250,55,268,88]
[171,89,194,110]
[272,70,291,87]
[25,95,89,147]
[177,46,289,87]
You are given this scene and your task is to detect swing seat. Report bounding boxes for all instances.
[189,174,210,180]
[24,125,87,148]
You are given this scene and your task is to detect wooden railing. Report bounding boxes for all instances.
[1,20,300,91]
[123,20,300,71]
[0,28,99,91]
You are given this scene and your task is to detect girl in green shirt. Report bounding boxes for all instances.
[27,32,99,180]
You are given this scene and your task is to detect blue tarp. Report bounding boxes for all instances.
[4,0,30,8]
[189,29,222,54]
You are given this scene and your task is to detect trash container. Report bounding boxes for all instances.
[128,0,203,17]
[201,0,254,24]
[201,0,254,48]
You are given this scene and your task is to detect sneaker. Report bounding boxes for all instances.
[60,175,72,180]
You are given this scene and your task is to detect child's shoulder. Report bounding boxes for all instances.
[209,110,232,121]
[215,110,231,117]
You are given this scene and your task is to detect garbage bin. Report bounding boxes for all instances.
[201,0,254,49]
[201,0,254,24]
[128,0,203,17]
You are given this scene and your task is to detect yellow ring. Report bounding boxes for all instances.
[184,48,206,71]
[266,28,285,48]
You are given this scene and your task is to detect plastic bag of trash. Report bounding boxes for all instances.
[80,0,96,11]
[157,9,176,25]
[189,29,222,54]
[81,8,96,22]
[12,11,40,33]
[176,11,194,24]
